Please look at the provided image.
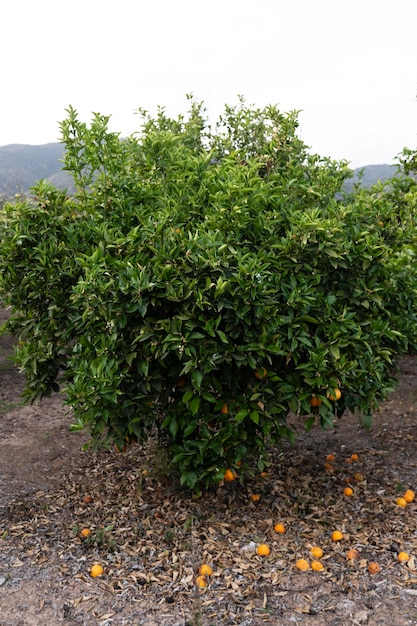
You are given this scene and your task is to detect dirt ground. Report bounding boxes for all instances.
[1,306,417,626]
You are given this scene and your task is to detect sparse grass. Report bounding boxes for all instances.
[0,399,24,416]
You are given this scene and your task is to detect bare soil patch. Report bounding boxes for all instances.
[1,306,417,625]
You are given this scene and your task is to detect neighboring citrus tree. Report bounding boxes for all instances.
[1,97,417,490]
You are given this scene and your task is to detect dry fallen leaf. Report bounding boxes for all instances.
[2,349,417,625]
[407,555,417,572]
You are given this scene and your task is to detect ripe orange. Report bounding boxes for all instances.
[221,403,229,415]
[295,558,309,571]
[396,497,408,507]
[256,544,271,557]
[223,469,236,482]
[310,547,323,559]
[311,560,324,571]
[368,562,381,574]
[332,530,344,541]
[398,551,410,563]
[80,528,91,538]
[199,564,213,576]
[195,575,208,588]
[328,388,342,402]
[250,494,260,502]
[310,395,322,407]
[255,367,267,380]
[90,564,104,578]
[350,453,359,462]
[404,489,415,503]
[344,487,354,497]
[347,549,360,560]
[326,453,336,462]
[274,523,286,534]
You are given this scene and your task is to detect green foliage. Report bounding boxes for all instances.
[1,98,417,490]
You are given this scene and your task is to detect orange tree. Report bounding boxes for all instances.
[1,98,417,490]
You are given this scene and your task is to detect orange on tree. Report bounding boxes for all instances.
[310,395,321,408]
[223,469,236,482]
[328,388,342,401]
[221,403,229,414]
[255,367,267,379]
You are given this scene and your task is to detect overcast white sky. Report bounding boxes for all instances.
[1,0,416,167]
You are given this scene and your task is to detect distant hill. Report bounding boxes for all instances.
[0,142,400,199]
[0,143,71,196]
[343,163,399,193]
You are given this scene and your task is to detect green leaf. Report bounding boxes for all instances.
[288,396,299,413]
[125,352,136,366]
[182,389,194,404]
[304,416,315,432]
[328,344,340,360]
[191,369,203,390]
[323,247,339,258]
[234,409,249,423]
[189,396,201,415]
[169,419,179,439]
[360,414,373,429]
[216,330,229,344]
[184,421,198,437]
